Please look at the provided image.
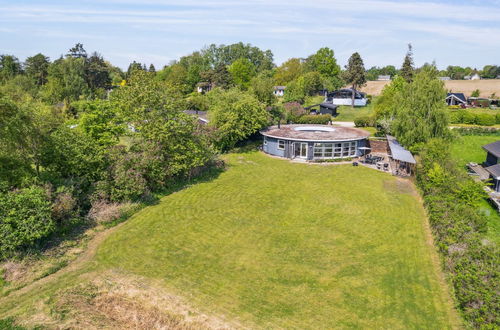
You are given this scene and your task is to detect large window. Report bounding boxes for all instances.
[277,140,285,150]
[314,141,357,159]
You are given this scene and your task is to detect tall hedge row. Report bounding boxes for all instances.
[417,139,499,328]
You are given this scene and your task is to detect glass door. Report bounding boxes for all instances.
[300,143,308,158]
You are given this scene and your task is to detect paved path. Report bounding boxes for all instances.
[332,121,355,127]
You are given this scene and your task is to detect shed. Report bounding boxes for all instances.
[305,102,338,116]
[482,140,500,166]
[387,135,416,175]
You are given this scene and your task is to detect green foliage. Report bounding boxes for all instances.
[283,71,323,104]
[249,71,275,106]
[400,44,414,82]
[228,58,256,89]
[390,66,450,147]
[202,42,274,72]
[354,115,375,127]
[305,47,343,89]
[294,114,331,124]
[417,139,499,328]
[0,55,22,82]
[343,52,366,107]
[72,100,124,146]
[0,186,54,258]
[475,113,496,126]
[449,111,497,126]
[471,89,480,97]
[24,53,50,86]
[282,102,306,122]
[274,58,304,85]
[373,75,407,120]
[208,88,268,151]
[0,318,27,330]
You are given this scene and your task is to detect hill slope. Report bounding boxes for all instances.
[0,151,460,328]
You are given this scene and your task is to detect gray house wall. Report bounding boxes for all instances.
[263,136,368,160]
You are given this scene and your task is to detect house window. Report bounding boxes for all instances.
[277,140,285,150]
[314,141,356,158]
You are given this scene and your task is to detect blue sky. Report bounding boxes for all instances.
[1,0,499,70]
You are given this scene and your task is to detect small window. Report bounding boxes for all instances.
[263,137,267,145]
[277,140,285,150]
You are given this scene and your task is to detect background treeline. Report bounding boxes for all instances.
[372,62,499,328]
[366,64,500,80]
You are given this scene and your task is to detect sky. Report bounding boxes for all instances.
[1,0,499,70]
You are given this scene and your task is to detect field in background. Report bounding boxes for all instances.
[360,79,500,97]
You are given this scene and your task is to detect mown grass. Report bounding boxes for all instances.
[451,134,500,243]
[334,103,374,122]
[94,151,458,328]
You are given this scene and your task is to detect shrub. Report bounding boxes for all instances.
[294,114,331,125]
[87,200,136,224]
[495,113,500,124]
[417,139,499,328]
[475,113,496,126]
[354,115,375,127]
[462,111,477,125]
[0,186,55,258]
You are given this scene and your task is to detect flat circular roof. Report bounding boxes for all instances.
[260,124,370,142]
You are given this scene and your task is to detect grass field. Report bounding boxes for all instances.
[0,151,459,328]
[334,103,374,122]
[450,134,500,243]
[95,151,457,328]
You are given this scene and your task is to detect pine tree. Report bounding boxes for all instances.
[401,44,414,82]
[149,64,156,73]
[344,52,366,107]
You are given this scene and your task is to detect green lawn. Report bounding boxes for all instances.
[451,134,500,243]
[334,103,374,122]
[94,151,457,328]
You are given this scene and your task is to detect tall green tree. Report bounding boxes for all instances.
[250,71,275,106]
[228,58,256,89]
[24,53,50,86]
[306,47,342,89]
[344,52,366,107]
[0,55,22,82]
[274,58,303,85]
[400,44,414,83]
[391,65,449,148]
[86,52,111,93]
[208,88,268,151]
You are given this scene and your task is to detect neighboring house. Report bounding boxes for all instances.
[438,76,451,81]
[326,88,368,107]
[304,102,338,116]
[196,82,212,94]
[273,86,286,97]
[482,141,500,191]
[446,93,467,106]
[183,110,209,125]
[464,73,481,80]
[377,75,391,81]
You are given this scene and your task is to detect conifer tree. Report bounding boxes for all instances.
[344,52,366,107]
[400,43,414,82]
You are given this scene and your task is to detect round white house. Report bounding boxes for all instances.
[260,124,370,161]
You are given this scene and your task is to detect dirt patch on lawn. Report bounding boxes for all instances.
[47,271,237,329]
[383,178,414,195]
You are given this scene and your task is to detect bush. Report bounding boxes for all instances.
[294,114,331,125]
[495,113,500,124]
[417,139,499,328]
[354,115,375,127]
[0,186,55,258]
[462,111,477,125]
[475,113,496,126]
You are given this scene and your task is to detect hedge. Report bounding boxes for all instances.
[294,114,331,125]
[449,111,498,126]
[354,115,375,127]
[417,139,499,328]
